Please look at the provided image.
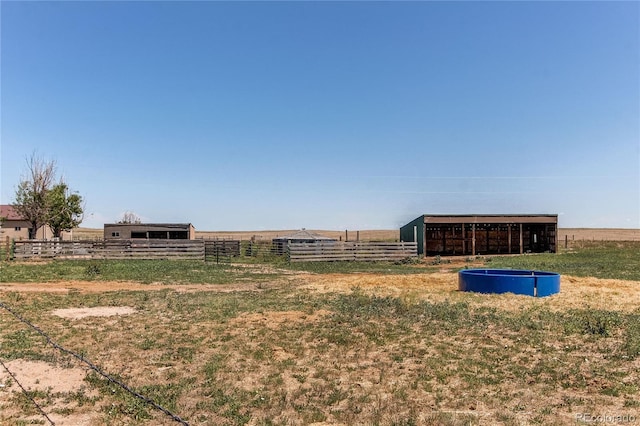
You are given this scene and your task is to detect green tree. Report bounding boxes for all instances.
[47,183,84,238]
[13,155,57,239]
[13,154,84,239]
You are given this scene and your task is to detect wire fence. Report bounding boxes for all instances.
[0,300,190,425]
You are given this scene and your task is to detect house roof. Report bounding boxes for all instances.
[0,205,24,221]
[272,229,336,242]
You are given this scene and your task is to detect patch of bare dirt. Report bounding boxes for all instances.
[51,306,137,319]
[0,360,98,425]
[0,360,88,393]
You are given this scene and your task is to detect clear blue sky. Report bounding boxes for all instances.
[1,1,638,231]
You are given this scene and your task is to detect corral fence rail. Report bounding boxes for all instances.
[242,240,279,258]
[13,239,205,260]
[288,241,418,262]
[203,240,241,261]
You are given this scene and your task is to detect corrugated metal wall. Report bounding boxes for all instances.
[399,216,425,255]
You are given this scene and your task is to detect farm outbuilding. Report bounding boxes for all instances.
[0,205,54,240]
[400,214,558,256]
[271,229,337,255]
[104,223,195,240]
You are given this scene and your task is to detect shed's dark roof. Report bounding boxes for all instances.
[413,214,558,225]
[420,214,558,217]
[104,223,193,228]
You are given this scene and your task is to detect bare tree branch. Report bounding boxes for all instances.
[13,154,57,239]
[118,211,142,224]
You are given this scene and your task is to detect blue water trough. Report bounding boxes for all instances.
[458,269,560,297]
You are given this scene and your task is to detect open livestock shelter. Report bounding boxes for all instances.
[104,223,195,240]
[400,214,557,256]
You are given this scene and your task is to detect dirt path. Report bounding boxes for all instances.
[1,272,638,312]
[0,280,279,294]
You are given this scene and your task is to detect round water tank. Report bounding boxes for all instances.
[458,269,560,297]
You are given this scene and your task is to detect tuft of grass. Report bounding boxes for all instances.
[84,262,101,279]
[283,260,428,275]
[562,309,623,337]
[622,313,640,359]
[1,329,56,362]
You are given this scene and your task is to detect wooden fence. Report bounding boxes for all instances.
[288,241,418,262]
[204,240,241,258]
[13,240,205,260]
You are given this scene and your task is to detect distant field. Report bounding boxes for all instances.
[558,228,640,242]
[72,227,640,242]
[196,229,398,241]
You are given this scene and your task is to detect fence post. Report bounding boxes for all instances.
[565,235,568,249]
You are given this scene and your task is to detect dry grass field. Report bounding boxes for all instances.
[1,242,639,425]
[558,228,640,242]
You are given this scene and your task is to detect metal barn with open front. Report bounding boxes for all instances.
[400,214,557,256]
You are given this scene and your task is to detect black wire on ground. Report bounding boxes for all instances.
[0,300,189,425]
